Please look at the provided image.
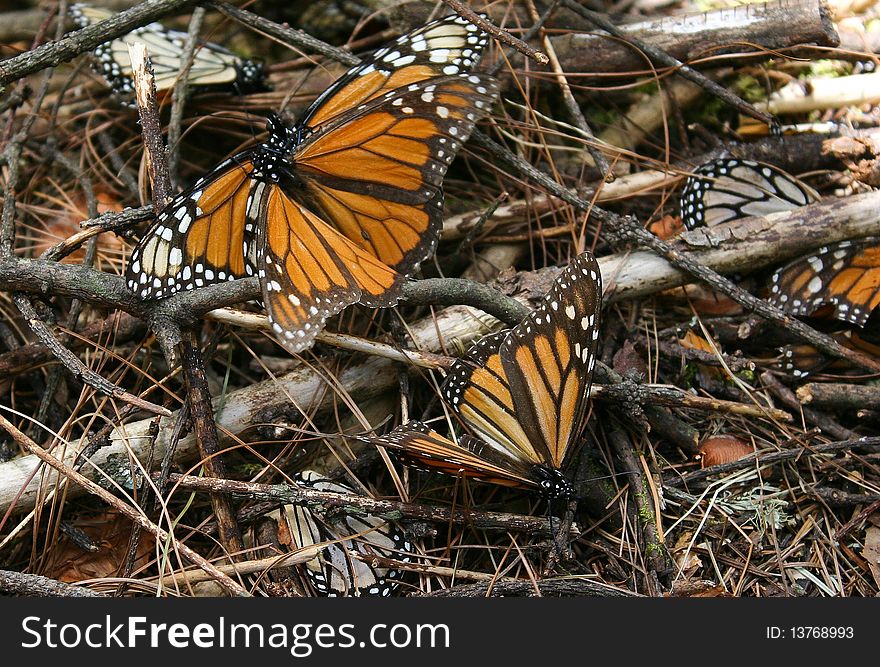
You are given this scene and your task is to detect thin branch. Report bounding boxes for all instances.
[524,0,610,176]
[205,1,359,67]
[761,371,857,442]
[179,334,244,558]
[0,569,104,597]
[167,6,205,189]
[607,424,668,590]
[163,472,573,536]
[400,277,528,325]
[12,294,171,416]
[664,436,880,488]
[421,578,641,597]
[0,311,144,379]
[0,414,249,597]
[441,0,548,65]
[560,0,775,127]
[796,382,880,412]
[0,0,201,86]
[591,383,791,422]
[470,129,880,374]
[78,205,153,231]
[128,42,172,211]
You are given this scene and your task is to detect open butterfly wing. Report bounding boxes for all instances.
[126,155,259,299]
[372,422,541,490]
[499,252,603,469]
[680,158,819,230]
[769,237,880,327]
[298,14,490,130]
[254,183,400,352]
[294,73,499,277]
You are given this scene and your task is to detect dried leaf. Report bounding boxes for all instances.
[612,339,647,377]
[42,510,155,583]
[648,214,684,240]
[32,189,124,263]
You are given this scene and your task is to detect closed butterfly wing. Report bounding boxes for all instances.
[282,471,411,597]
[499,253,603,470]
[69,3,265,99]
[774,342,833,379]
[441,331,538,468]
[680,158,819,230]
[371,421,545,491]
[383,252,604,498]
[769,237,880,327]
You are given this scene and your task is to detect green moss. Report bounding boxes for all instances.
[736,369,757,385]
[646,541,666,559]
[804,60,851,78]
[680,363,698,389]
[636,489,655,524]
[730,75,765,104]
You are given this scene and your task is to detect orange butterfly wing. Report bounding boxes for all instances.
[299,15,489,129]
[294,73,499,277]
[126,156,259,298]
[443,254,603,471]
[442,331,540,466]
[127,14,499,353]
[373,253,603,497]
[371,421,542,491]
[253,183,400,351]
[499,253,603,469]
[769,238,880,326]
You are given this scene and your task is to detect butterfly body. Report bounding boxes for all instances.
[126,14,499,352]
[371,252,603,499]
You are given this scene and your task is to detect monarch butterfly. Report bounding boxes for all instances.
[268,471,411,597]
[125,14,499,353]
[370,252,603,498]
[774,340,841,378]
[773,325,880,378]
[769,238,880,327]
[69,4,266,100]
[680,158,819,230]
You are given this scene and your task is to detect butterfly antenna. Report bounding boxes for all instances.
[572,469,639,503]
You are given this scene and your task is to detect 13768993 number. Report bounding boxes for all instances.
[790,627,854,639]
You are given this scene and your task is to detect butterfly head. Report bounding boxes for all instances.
[535,465,575,500]
[264,113,298,147]
[250,113,299,183]
[235,59,269,94]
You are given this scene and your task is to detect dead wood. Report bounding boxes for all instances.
[548,0,838,76]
